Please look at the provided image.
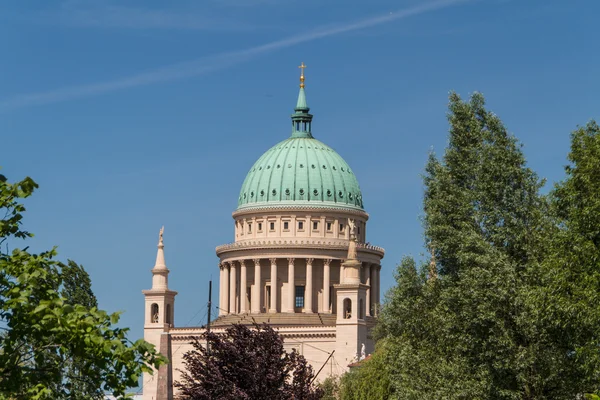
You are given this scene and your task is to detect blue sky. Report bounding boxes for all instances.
[2,0,599,343]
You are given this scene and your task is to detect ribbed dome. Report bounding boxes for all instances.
[237,137,364,211]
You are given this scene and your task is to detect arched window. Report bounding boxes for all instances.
[166,304,172,325]
[343,298,352,319]
[151,303,159,323]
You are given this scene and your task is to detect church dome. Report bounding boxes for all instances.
[237,79,364,212]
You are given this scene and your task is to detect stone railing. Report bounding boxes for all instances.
[216,238,385,255]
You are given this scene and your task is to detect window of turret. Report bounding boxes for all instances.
[340,223,345,232]
[258,222,263,232]
[327,222,332,231]
[248,223,252,233]
[313,221,319,230]
[283,221,289,231]
[151,303,159,323]
[269,222,275,231]
[298,221,304,231]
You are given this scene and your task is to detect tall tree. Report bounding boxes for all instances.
[175,323,323,400]
[339,339,393,400]
[531,121,600,396]
[60,259,97,309]
[0,172,165,399]
[379,92,553,399]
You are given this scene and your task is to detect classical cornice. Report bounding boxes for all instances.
[232,204,370,219]
[216,239,385,257]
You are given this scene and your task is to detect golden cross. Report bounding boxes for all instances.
[298,62,306,88]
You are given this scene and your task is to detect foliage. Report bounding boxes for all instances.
[60,259,98,309]
[0,172,165,399]
[339,340,393,400]
[376,93,600,399]
[318,375,341,400]
[175,323,323,400]
[534,121,600,396]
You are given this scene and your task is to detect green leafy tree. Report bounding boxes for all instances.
[339,340,393,400]
[379,92,554,399]
[532,121,600,396]
[318,375,341,400]
[0,172,165,399]
[60,259,97,309]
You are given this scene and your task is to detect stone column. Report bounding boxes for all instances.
[365,263,372,316]
[223,263,230,314]
[252,259,261,314]
[322,259,331,313]
[229,261,237,314]
[287,258,295,313]
[304,258,314,313]
[374,264,380,315]
[219,264,226,316]
[269,258,277,313]
[377,265,382,306]
[240,260,247,314]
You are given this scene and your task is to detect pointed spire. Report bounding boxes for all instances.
[291,62,313,138]
[153,226,167,271]
[151,226,170,290]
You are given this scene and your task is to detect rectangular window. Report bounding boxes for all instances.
[258,222,263,231]
[313,221,319,230]
[295,286,305,308]
[358,227,361,235]
[248,223,252,233]
[283,221,289,230]
[298,221,304,230]
[270,222,275,231]
[327,222,332,231]
[340,224,345,232]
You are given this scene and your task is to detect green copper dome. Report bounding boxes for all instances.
[237,85,364,212]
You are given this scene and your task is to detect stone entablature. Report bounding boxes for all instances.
[216,239,385,257]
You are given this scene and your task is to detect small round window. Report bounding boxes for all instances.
[341,167,345,172]
[348,193,353,200]
[327,190,332,197]
[272,189,277,196]
[299,189,305,195]
[299,164,304,168]
[338,191,343,198]
[311,164,315,169]
[285,189,290,195]
[332,166,337,171]
[322,165,327,169]
[277,164,280,169]
[251,191,254,197]
[260,190,265,196]
[313,189,319,196]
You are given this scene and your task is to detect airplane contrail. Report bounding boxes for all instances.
[0,0,470,112]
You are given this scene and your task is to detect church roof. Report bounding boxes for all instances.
[236,68,364,212]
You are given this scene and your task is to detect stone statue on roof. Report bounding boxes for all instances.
[348,218,356,238]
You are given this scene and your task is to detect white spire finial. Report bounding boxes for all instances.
[153,226,167,272]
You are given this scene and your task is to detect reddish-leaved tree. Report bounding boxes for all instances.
[175,323,323,399]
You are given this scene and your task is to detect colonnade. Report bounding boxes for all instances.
[218,258,381,316]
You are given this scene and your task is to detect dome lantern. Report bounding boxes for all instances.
[291,62,313,139]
